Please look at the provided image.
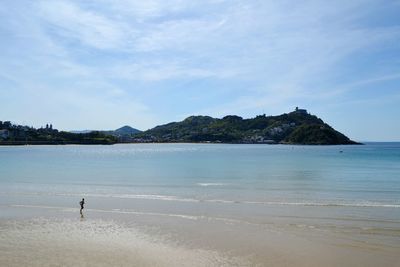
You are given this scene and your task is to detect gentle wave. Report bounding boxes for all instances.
[11,204,199,220]
[196,183,227,187]
[8,204,279,229]
[207,199,400,208]
[5,191,400,208]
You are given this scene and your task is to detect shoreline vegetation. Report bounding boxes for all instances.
[0,109,361,146]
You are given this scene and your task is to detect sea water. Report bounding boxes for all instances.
[0,143,399,266]
[1,143,399,207]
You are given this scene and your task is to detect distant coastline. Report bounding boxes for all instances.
[0,141,363,146]
[0,140,115,146]
[0,108,361,146]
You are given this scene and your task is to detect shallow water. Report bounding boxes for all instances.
[0,143,399,266]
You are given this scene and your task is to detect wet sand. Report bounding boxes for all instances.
[1,205,399,267]
[0,218,246,267]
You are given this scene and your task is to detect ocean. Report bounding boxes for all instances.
[0,143,399,266]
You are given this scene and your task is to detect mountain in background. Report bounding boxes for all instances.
[132,108,360,145]
[70,126,141,137]
[101,126,142,142]
[113,126,141,136]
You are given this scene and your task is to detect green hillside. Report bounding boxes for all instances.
[133,109,359,145]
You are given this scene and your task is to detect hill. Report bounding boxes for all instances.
[0,122,117,145]
[100,125,142,142]
[0,109,360,145]
[70,126,141,139]
[132,109,360,145]
[113,125,141,136]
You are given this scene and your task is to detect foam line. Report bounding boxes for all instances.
[6,192,400,208]
[11,204,199,220]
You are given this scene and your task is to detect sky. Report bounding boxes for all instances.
[0,0,399,141]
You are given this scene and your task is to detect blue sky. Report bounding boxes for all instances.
[0,0,399,141]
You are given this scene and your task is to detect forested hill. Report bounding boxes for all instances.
[133,109,360,145]
[0,122,116,145]
[0,109,360,145]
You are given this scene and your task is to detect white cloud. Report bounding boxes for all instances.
[38,0,129,49]
[313,72,400,100]
[1,0,399,138]
[100,0,192,19]
[132,17,227,52]
[108,59,237,82]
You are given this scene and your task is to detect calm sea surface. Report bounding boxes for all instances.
[1,143,399,206]
[0,143,399,231]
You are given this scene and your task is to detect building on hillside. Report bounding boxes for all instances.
[0,129,9,139]
[295,107,307,114]
[2,121,12,129]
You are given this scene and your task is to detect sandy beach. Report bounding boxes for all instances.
[1,204,399,267]
[0,217,245,267]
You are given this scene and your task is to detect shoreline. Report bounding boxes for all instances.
[0,141,363,146]
[1,204,399,267]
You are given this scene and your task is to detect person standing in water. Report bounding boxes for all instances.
[79,198,85,216]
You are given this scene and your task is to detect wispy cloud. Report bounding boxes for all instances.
[0,0,399,139]
[108,59,237,81]
[38,1,128,50]
[132,17,227,52]
[101,0,193,20]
